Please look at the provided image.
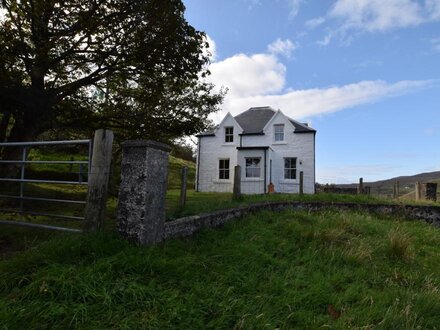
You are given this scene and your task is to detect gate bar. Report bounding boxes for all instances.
[0,139,91,147]
[0,208,84,220]
[0,160,89,164]
[0,178,88,185]
[0,220,82,233]
[0,194,86,204]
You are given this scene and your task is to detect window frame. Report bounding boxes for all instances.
[224,126,234,143]
[274,124,284,142]
[245,157,261,178]
[284,157,297,180]
[218,158,230,180]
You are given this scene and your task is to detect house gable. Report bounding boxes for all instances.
[214,112,243,137]
[262,110,296,134]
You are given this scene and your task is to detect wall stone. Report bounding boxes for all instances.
[164,201,440,240]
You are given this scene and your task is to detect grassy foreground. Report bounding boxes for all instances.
[1,209,440,328]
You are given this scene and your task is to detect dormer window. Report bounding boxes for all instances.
[225,127,234,143]
[274,124,284,141]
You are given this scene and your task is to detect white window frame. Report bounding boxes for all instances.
[245,157,261,178]
[219,158,230,180]
[284,157,297,180]
[224,126,234,143]
[274,124,284,142]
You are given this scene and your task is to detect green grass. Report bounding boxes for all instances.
[1,209,440,328]
[167,156,196,189]
[165,190,392,220]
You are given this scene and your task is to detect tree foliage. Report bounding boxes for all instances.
[0,0,223,149]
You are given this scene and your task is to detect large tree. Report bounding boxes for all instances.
[0,0,223,156]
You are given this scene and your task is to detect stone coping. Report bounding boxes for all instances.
[164,201,440,240]
[122,140,171,152]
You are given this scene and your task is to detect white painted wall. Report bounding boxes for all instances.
[197,111,315,194]
[196,114,241,193]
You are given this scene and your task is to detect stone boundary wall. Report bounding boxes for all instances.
[322,187,358,195]
[164,201,440,240]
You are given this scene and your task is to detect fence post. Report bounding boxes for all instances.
[117,140,171,245]
[83,129,113,231]
[392,181,401,199]
[299,171,304,195]
[358,178,363,195]
[233,165,241,200]
[415,182,421,202]
[180,166,188,208]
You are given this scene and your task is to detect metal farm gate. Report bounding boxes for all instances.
[0,139,93,233]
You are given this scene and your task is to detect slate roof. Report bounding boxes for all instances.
[235,107,276,134]
[196,106,315,136]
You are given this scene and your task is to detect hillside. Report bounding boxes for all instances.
[336,171,440,196]
[167,156,196,189]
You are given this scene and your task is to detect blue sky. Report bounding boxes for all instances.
[184,0,440,183]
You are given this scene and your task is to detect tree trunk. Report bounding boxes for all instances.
[0,112,11,143]
[0,112,42,178]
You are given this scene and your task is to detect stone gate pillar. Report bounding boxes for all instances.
[117,140,171,245]
[425,183,438,202]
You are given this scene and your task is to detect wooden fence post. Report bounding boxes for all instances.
[358,178,363,195]
[84,129,114,231]
[415,182,421,202]
[233,165,241,200]
[180,166,188,208]
[299,171,304,195]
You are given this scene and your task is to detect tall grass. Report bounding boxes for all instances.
[387,228,413,261]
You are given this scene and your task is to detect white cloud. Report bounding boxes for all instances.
[218,79,435,121]
[208,53,286,98]
[203,35,217,62]
[310,0,440,45]
[426,0,440,20]
[287,0,304,18]
[306,17,326,29]
[267,38,296,58]
[330,0,423,32]
[205,37,436,123]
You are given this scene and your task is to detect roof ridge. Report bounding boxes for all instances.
[234,106,275,119]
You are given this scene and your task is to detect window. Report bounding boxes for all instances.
[245,158,261,178]
[284,157,297,179]
[219,159,230,179]
[274,124,284,141]
[225,127,234,143]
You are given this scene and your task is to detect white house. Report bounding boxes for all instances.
[195,106,316,194]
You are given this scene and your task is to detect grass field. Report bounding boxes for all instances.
[1,209,440,328]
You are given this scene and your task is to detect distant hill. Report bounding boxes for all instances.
[336,171,440,197]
